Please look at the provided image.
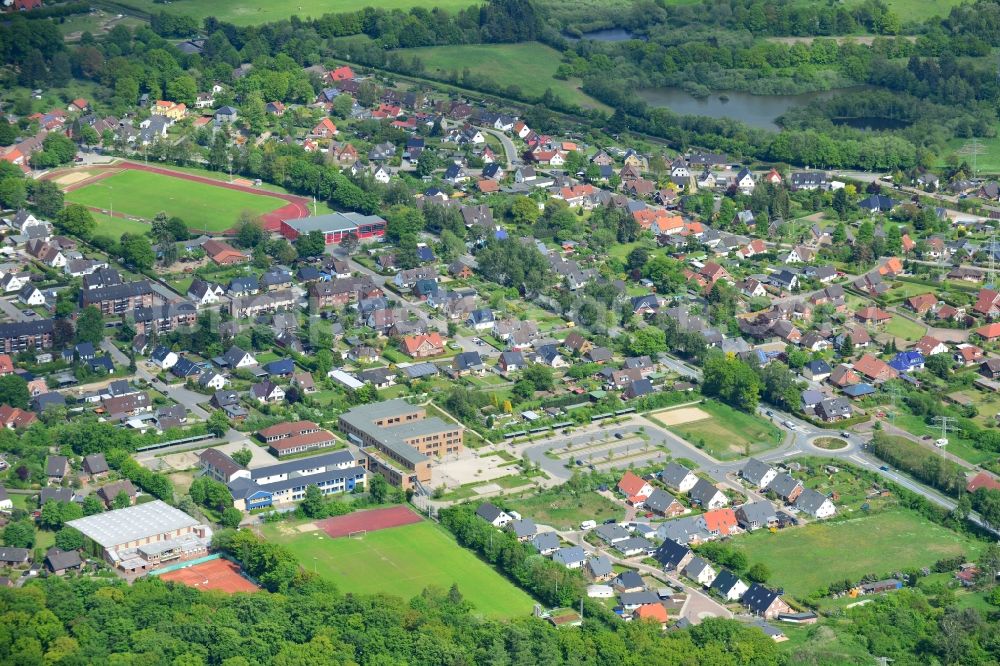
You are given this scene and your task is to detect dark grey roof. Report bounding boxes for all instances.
[587,555,613,577]
[660,462,694,488]
[0,547,31,563]
[684,556,714,578]
[654,538,692,568]
[744,583,782,613]
[615,570,645,590]
[767,473,802,498]
[552,545,586,566]
[736,500,777,527]
[645,488,679,513]
[46,547,82,571]
[508,518,537,538]
[530,532,560,553]
[620,590,660,606]
[475,502,506,523]
[80,280,152,306]
[39,487,73,504]
[82,453,109,475]
[615,537,654,554]
[595,523,629,543]
[740,458,774,486]
[794,488,832,515]
[688,478,723,506]
[711,569,745,596]
[46,455,68,477]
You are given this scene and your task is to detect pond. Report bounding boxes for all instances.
[637,87,840,131]
[565,28,639,42]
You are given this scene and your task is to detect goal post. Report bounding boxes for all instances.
[348,530,366,540]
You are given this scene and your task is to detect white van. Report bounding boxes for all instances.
[579,520,597,531]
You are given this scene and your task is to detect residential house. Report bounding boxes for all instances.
[688,478,727,509]
[401,333,445,359]
[740,458,777,490]
[735,501,778,532]
[767,473,803,503]
[654,538,694,572]
[744,584,793,619]
[661,463,698,493]
[530,532,561,556]
[915,335,949,357]
[645,488,685,518]
[853,354,899,383]
[618,470,654,505]
[46,455,70,482]
[794,488,836,519]
[711,570,749,601]
[552,546,587,569]
[684,557,718,587]
[250,380,285,404]
[475,502,511,527]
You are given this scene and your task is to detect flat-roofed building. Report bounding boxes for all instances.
[338,399,464,490]
[225,450,365,511]
[66,500,211,574]
[257,420,337,457]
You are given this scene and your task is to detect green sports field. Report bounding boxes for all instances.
[65,170,286,233]
[393,42,610,110]
[731,510,983,599]
[264,520,535,618]
[113,0,479,26]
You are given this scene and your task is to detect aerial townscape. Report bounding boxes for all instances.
[4,0,1000,664]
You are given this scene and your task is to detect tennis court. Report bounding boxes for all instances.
[159,557,259,593]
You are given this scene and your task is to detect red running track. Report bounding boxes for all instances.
[316,506,423,538]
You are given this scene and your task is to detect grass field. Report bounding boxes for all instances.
[732,510,983,599]
[660,400,782,460]
[939,126,1000,176]
[264,520,534,617]
[503,489,623,530]
[90,212,151,239]
[65,170,287,233]
[394,42,609,110]
[882,316,926,342]
[112,0,479,26]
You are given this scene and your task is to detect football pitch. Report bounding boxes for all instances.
[64,169,287,233]
[264,520,535,617]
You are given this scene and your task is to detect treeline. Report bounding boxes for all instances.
[440,504,589,610]
[868,432,967,497]
[0,566,789,665]
[213,528,307,592]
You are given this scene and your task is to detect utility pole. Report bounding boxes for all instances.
[932,415,955,457]
[885,383,902,427]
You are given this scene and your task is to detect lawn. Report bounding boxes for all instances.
[503,488,623,530]
[891,413,994,465]
[882,316,926,342]
[264,520,534,618]
[111,0,480,26]
[732,510,983,600]
[660,400,783,460]
[393,42,609,110]
[64,169,287,233]
[90,212,151,240]
[939,125,1000,176]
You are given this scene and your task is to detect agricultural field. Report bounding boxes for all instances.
[264,519,534,618]
[503,488,623,530]
[394,42,610,111]
[654,400,782,460]
[731,510,983,600]
[110,0,480,26]
[64,169,287,233]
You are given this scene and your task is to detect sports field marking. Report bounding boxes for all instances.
[649,406,711,426]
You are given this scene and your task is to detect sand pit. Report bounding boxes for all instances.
[54,171,95,186]
[649,406,711,426]
[297,523,319,533]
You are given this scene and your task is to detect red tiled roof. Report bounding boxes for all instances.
[617,471,649,497]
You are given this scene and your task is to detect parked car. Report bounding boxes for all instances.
[580,520,597,530]
[614,432,624,439]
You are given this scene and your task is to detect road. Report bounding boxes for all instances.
[480,127,517,169]
[0,297,28,322]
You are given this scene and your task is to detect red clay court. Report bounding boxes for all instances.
[159,557,260,593]
[316,506,423,538]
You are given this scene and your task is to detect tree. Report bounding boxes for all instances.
[2,520,34,548]
[55,204,96,238]
[339,231,359,254]
[626,246,649,272]
[75,306,104,346]
[840,335,853,358]
[300,484,324,518]
[82,494,103,516]
[220,507,242,528]
[207,410,229,438]
[926,353,953,379]
[0,374,29,409]
[522,364,555,392]
[112,490,132,509]
[369,474,389,504]
[236,214,265,248]
[30,180,65,218]
[746,562,770,583]
[0,178,27,210]
[295,230,326,258]
[166,75,197,106]
[331,94,354,119]
[119,233,155,270]
[55,527,84,551]
[629,327,667,357]
[231,448,253,467]
[510,196,540,226]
